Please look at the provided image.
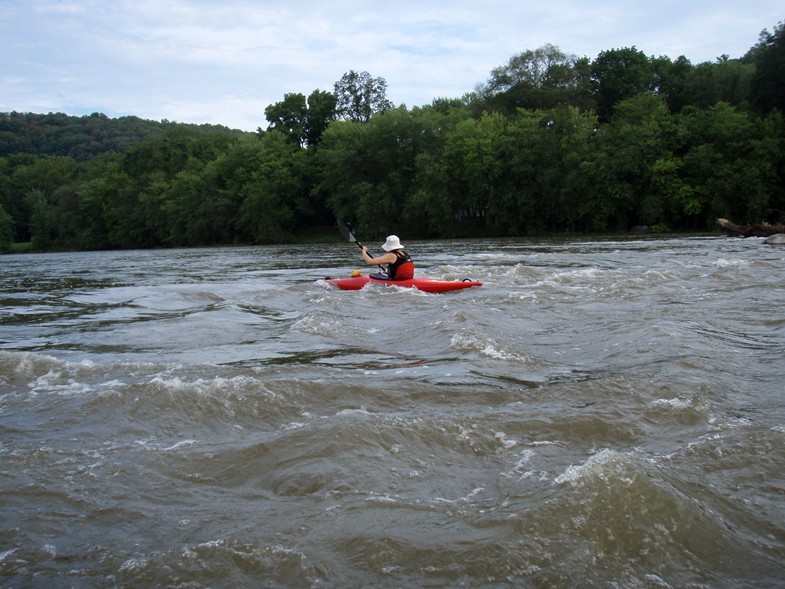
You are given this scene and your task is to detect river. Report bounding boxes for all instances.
[1,236,784,588]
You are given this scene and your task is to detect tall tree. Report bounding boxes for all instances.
[318,105,436,235]
[478,44,591,113]
[650,54,694,113]
[77,162,134,249]
[305,89,337,147]
[333,70,394,122]
[676,102,775,225]
[685,57,754,110]
[590,47,654,122]
[748,21,785,114]
[262,89,336,147]
[576,94,675,230]
[264,93,308,146]
[237,132,304,243]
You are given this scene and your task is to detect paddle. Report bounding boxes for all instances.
[337,221,386,272]
[337,220,364,250]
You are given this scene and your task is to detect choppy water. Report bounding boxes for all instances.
[1,236,784,588]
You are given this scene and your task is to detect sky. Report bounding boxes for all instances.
[2,1,782,132]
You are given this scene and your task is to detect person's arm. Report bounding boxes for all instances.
[362,246,396,267]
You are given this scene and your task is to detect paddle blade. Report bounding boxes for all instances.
[337,220,361,247]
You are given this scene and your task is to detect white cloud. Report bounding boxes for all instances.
[1,0,781,131]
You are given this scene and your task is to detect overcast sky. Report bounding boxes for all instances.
[2,1,782,131]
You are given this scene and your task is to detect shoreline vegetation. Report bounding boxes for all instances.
[2,23,784,254]
[5,228,724,256]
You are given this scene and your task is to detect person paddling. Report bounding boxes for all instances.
[361,235,414,280]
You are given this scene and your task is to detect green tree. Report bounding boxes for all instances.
[305,89,337,147]
[136,170,171,246]
[77,161,134,248]
[404,102,471,235]
[649,153,699,226]
[118,126,241,247]
[684,57,754,110]
[262,89,337,147]
[314,119,364,227]
[161,160,209,246]
[0,203,13,251]
[264,93,308,146]
[122,125,237,180]
[25,189,55,249]
[334,70,394,122]
[11,156,78,201]
[478,44,592,114]
[238,132,305,243]
[0,112,154,160]
[578,94,675,230]
[674,102,775,225]
[318,105,450,236]
[759,110,785,221]
[651,55,694,112]
[489,109,542,233]
[1,154,36,242]
[748,21,785,114]
[199,137,277,244]
[11,156,79,247]
[591,47,654,122]
[507,106,597,233]
[421,111,506,234]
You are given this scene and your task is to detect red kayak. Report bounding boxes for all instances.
[325,274,482,293]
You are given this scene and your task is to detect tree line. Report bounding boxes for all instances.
[1,21,784,252]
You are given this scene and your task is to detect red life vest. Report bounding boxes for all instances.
[388,250,414,280]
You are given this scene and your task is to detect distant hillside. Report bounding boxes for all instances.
[0,111,251,161]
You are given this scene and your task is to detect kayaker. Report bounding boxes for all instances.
[362,235,414,280]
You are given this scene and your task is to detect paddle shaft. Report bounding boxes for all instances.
[337,221,385,272]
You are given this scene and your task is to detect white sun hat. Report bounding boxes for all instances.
[381,235,404,251]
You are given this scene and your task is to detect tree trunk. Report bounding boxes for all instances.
[716,218,785,237]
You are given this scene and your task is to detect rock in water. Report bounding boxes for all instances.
[763,233,785,245]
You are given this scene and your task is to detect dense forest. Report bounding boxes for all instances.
[1,21,784,252]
